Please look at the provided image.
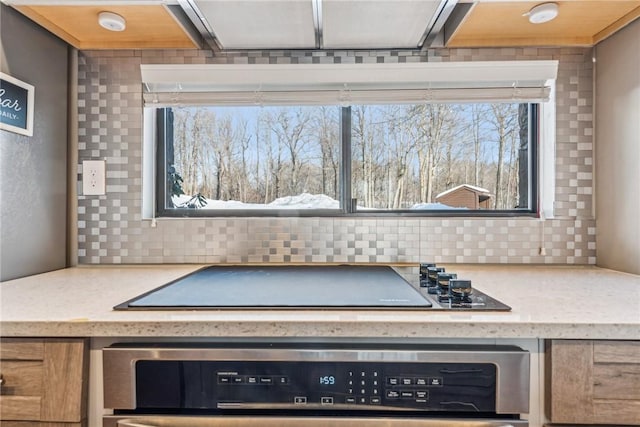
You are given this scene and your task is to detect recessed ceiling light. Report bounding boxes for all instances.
[525,2,559,24]
[98,11,126,32]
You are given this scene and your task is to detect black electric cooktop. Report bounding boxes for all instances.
[114,265,511,311]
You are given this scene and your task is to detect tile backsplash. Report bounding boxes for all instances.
[77,47,595,265]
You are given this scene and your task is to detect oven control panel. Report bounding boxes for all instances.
[134,360,496,412]
[104,344,529,417]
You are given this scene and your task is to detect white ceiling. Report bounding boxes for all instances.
[187,0,451,50]
[193,0,317,49]
[321,0,443,48]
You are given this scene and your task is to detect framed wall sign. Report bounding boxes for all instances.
[1,72,35,137]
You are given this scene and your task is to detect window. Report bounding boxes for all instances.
[157,105,342,214]
[144,62,556,217]
[155,102,538,216]
[350,103,536,212]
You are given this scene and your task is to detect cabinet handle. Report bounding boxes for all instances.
[0,374,4,386]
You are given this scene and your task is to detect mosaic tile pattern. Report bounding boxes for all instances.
[77,47,596,265]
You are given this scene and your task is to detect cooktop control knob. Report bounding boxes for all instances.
[425,266,445,292]
[419,263,436,287]
[437,272,457,294]
[419,263,474,303]
[416,262,510,311]
[449,279,473,302]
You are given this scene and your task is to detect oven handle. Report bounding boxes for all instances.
[113,416,528,427]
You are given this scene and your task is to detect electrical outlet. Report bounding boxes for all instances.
[82,160,106,196]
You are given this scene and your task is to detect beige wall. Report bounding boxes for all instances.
[595,19,640,274]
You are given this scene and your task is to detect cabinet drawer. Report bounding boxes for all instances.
[0,396,41,420]
[0,360,44,396]
[593,363,640,400]
[546,340,640,425]
[593,341,640,401]
[0,338,88,424]
[1,422,82,427]
[0,339,45,360]
[1,340,46,421]
[594,340,640,363]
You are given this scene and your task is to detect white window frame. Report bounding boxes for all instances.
[141,61,558,219]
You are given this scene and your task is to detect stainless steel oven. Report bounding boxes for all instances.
[103,343,529,427]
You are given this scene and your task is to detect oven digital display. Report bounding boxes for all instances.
[318,375,336,386]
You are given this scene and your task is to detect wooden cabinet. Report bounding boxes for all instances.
[0,338,89,427]
[546,340,640,425]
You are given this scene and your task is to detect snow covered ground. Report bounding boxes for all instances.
[172,193,338,209]
[410,202,468,210]
[172,193,465,210]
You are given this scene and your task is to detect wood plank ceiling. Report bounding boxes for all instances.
[449,0,640,47]
[12,4,198,49]
[7,0,640,50]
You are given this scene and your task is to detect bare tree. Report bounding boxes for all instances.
[352,106,375,207]
[168,101,525,211]
[490,104,518,209]
[262,122,282,201]
[384,106,416,209]
[211,115,233,200]
[517,104,529,208]
[314,107,340,199]
[409,104,456,203]
[235,118,252,202]
[468,104,491,187]
[173,108,210,196]
[267,108,312,196]
[506,124,519,208]
[352,106,396,208]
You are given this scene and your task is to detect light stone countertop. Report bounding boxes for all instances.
[0,264,638,339]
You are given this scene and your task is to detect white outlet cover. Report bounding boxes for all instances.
[82,160,106,196]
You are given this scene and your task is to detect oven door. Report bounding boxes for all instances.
[105,415,528,427]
